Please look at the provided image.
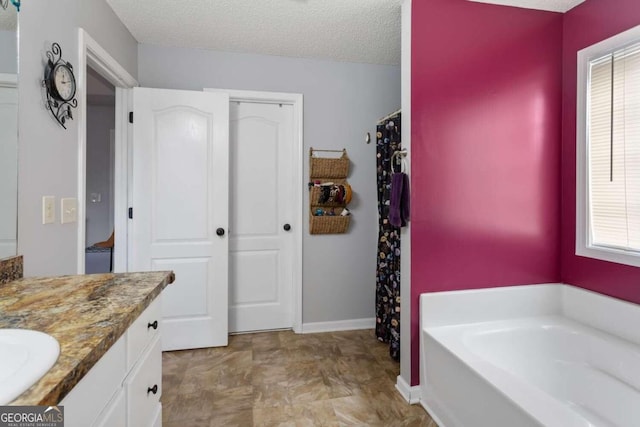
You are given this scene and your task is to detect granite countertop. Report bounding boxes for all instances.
[0,271,175,405]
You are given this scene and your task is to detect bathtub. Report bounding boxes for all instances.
[420,284,640,427]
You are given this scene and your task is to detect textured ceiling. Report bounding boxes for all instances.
[0,6,17,31]
[105,0,584,67]
[469,0,585,12]
[106,0,402,66]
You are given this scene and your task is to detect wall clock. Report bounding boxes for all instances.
[43,43,78,129]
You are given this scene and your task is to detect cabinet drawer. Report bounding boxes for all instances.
[127,297,161,369]
[127,335,162,427]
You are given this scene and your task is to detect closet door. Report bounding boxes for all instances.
[130,87,230,350]
[228,100,295,332]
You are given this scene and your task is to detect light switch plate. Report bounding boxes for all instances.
[61,198,77,224]
[42,196,55,224]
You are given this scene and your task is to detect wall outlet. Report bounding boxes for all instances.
[61,198,78,224]
[42,196,55,224]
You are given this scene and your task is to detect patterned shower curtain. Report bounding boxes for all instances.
[375,113,401,361]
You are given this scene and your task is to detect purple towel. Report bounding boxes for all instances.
[389,172,410,227]
[401,172,410,224]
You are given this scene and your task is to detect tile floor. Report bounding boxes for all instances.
[162,329,437,426]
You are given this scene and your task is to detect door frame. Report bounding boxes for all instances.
[205,88,304,334]
[76,29,138,274]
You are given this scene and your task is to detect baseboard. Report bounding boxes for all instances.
[396,375,421,404]
[300,318,375,334]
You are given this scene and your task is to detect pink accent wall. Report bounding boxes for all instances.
[410,0,563,385]
[561,1,640,304]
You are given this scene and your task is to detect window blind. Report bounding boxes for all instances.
[589,43,640,251]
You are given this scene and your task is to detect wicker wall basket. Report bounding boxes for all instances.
[309,148,351,235]
[309,209,351,235]
[309,179,351,207]
[310,149,350,179]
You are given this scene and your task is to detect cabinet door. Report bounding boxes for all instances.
[151,404,162,427]
[60,337,126,427]
[94,389,126,427]
[127,335,162,427]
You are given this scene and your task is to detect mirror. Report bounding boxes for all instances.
[0,5,18,259]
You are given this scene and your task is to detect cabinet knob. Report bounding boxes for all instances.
[147,320,158,330]
[216,227,225,236]
[147,384,158,395]
[283,224,291,231]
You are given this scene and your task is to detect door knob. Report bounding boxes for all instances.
[283,224,291,231]
[216,228,225,236]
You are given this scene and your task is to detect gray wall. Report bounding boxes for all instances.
[18,0,138,276]
[139,45,400,323]
[0,30,16,73]
[86,104,115,247]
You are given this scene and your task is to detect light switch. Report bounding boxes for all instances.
[42,196,55,224]
[61,198,77,224]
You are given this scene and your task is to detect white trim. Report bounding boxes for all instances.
[400,0,413,387]
[576,23,640,268]
[300,318,375,334]
[396,375,421,404]
[467,0,584,13]
[0,73,17,88]
[204,87,304,334]
[77,29,138,274]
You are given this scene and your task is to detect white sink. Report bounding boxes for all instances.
[0,329,60,404]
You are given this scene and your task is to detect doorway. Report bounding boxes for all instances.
[76,28,138,275]
[84,67,116,273]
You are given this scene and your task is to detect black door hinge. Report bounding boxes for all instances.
[129,112,133,123]
[128,207,133,219]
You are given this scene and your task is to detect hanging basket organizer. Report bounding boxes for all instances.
[308,148,352,235]
[309,208,351,234]
[310,148,350,179]
[309,179,351,207]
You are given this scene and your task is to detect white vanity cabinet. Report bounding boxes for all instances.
[61,298,163,427]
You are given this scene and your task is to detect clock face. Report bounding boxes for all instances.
[52,64,76,102]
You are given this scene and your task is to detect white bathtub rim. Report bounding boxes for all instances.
[562,284,640,346]
[420,283,562,329]
[421,283,640,347]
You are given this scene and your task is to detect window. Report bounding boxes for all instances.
[577,25,640,267]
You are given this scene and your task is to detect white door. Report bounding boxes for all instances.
[0,82,17,259]
[229,101,295,332]
[130,87,230,350]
